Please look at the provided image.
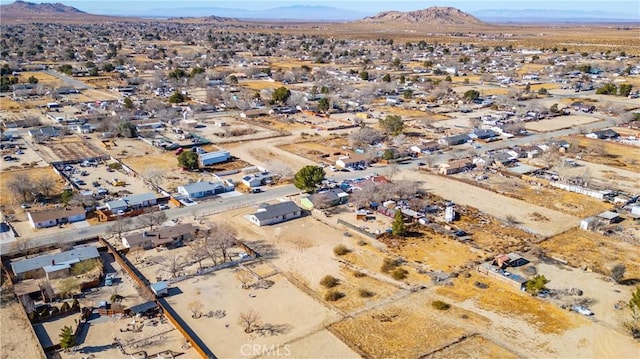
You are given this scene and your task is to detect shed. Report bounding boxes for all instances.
[129,301,159,315]
[597,211,622,224]
[199,151,231,166]
[150,281,169,297]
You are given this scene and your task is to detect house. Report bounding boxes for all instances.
[471,129,499,141]
[178,181,233,199]
[133,119,163,132]
[199,150,231,166]
[105,193,157,212]
[336,153,368,169]
[438,134,470,146]
[28,126,59,139]
[0,222,15,243]
[122,223,197,250]
[11,245,100,281]
[571,102,595,113]
[240,109,269,119]
[491,152,517,166]
[27,206,86,229]
[439,159,474,175]
[579,217,599,230]
[248,201,302,226]
[585,129,619,140]
[300,189,349,210]
[410,141,440,154]
[477,262,528,290]
[242,172,275,187]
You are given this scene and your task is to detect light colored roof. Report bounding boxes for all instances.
[199,150,230,160]
[123,192,156,206]
[28,206,85,224]
[106,199,127,210]
[124,223,197,248]
[180,181,224,194]
[151,281,168,292]
[598,211,620,220]
[11,245,99,275]
[252,201,300,221]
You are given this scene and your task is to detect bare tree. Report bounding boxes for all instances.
[6,172,34,204]
[209,223,237,263]
[138,209,167,231]
[188,239,209,270]
[108,216,132,240]
[187,300,204,319]
[144,169,165,189]
[610,263,626,284]
[160,254,184,278]
[238,309,262,333]
[16,238,33,258]
[348,127,385,148]
[236,269,254,289]
[36,176,57,198]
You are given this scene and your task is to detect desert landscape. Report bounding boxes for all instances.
[1,0,639,358]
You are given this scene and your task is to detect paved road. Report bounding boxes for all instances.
[43,70,95,90]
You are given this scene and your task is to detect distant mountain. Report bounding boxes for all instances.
[0,0,85,15]
[473,9,639,23]
[361,6,486,26]
[144,5,366,21]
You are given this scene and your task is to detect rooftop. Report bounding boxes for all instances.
[11,245,100,276]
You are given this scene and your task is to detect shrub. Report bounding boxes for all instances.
[71,299,80,309]
[357,240,367,246]
[28,311,38,321]
[320,275,339,288]
[324,290,345,302]
[60,302,71,312]
[391,267,409,280]
[381,257,400,273]
[50,306,60,315]
[358,288,375,298]
[333,245,350,256]
[432,300,451,310]
[352,271,367,278]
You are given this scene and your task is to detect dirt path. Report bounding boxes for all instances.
[405,172,579,237]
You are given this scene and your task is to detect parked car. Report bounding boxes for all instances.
[571,305,594,316]
[158,203,170,210]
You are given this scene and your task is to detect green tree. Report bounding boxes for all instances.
[122,97,134,110]
[392,210,407,236]
[116,121,137,138]
[463,89,480,102]
[190,67,205,78]
[596,83,617,95]
[272,86,291,104]
[626,287,640,338]
[359,71,369,81]
[550,103,560,113]
[525,275,549,295]
[293,165,325,192]
[382,149,396,160]
[102,63,115,72]
[378,115,404,136]
[59,325,76,350]
[318,97,330,113]
[177,151,199,170]
[61,189,73,205]
[538,87,549,95]
[27,75,38,84]
[403,89,413,99]
[445,75,452,82]
[618,84,633,97]
[169,91,188,104]
[382,74,391,82]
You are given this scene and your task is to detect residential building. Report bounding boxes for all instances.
[27,206,86,229]
[242,172,275,187]
[248,201,302,226]
[300,188,349,210]
[105,193,157,212]
[585,129,619,140]
[11,245,100,281]
[438,134,470,146]
[439,159,474,175]
[122,223,197,250]
[335,153,368,169]
[178,181,234,199]
[410,141,440,154]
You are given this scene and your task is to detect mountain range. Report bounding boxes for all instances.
[0,1,637,23]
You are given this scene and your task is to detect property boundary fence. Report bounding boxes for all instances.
[337,218,381,239]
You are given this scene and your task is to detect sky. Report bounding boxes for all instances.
[1,0,639,17]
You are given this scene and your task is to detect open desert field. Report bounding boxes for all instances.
[0,167,65,207]
[525,115,602,133]
[429,335,519,359]
[0,284,46,359]
[566,136,640,173]
[404,172,579,237]
[540,228,640,278]
[239,80,285,90]
[16,71,63,87]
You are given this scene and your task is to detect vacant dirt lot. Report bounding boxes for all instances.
[330,290,490,358]
[0,286,46,359]
[567,136,640,174]
[404,172,579,237]
[525,115,601,133]
[32,137,107,163]
[540,228,640,278]
[429,335,519,359]
[0,167,65,207]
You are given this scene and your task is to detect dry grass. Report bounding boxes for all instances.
[0,286,46,359]
[566,136,640,173]
[0,167,65,207]
[17,71,62,87]
[0,97,23,110]
[330,291,488,358]
[430,335,519,359]
[239,80,285,90]
[540,228,640,278]
[387,230,486,272]
[326,268,401,312]
[436,274,583,334]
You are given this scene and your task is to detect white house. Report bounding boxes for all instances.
[241,172,274,187]
[27,206,86,229]
[248,201,302,226]
[178,181,233,199]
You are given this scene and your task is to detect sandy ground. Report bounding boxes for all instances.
[0,288,46,359]
[405,172,579,237]
[525,115,602,133]
[566,159,640,192]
